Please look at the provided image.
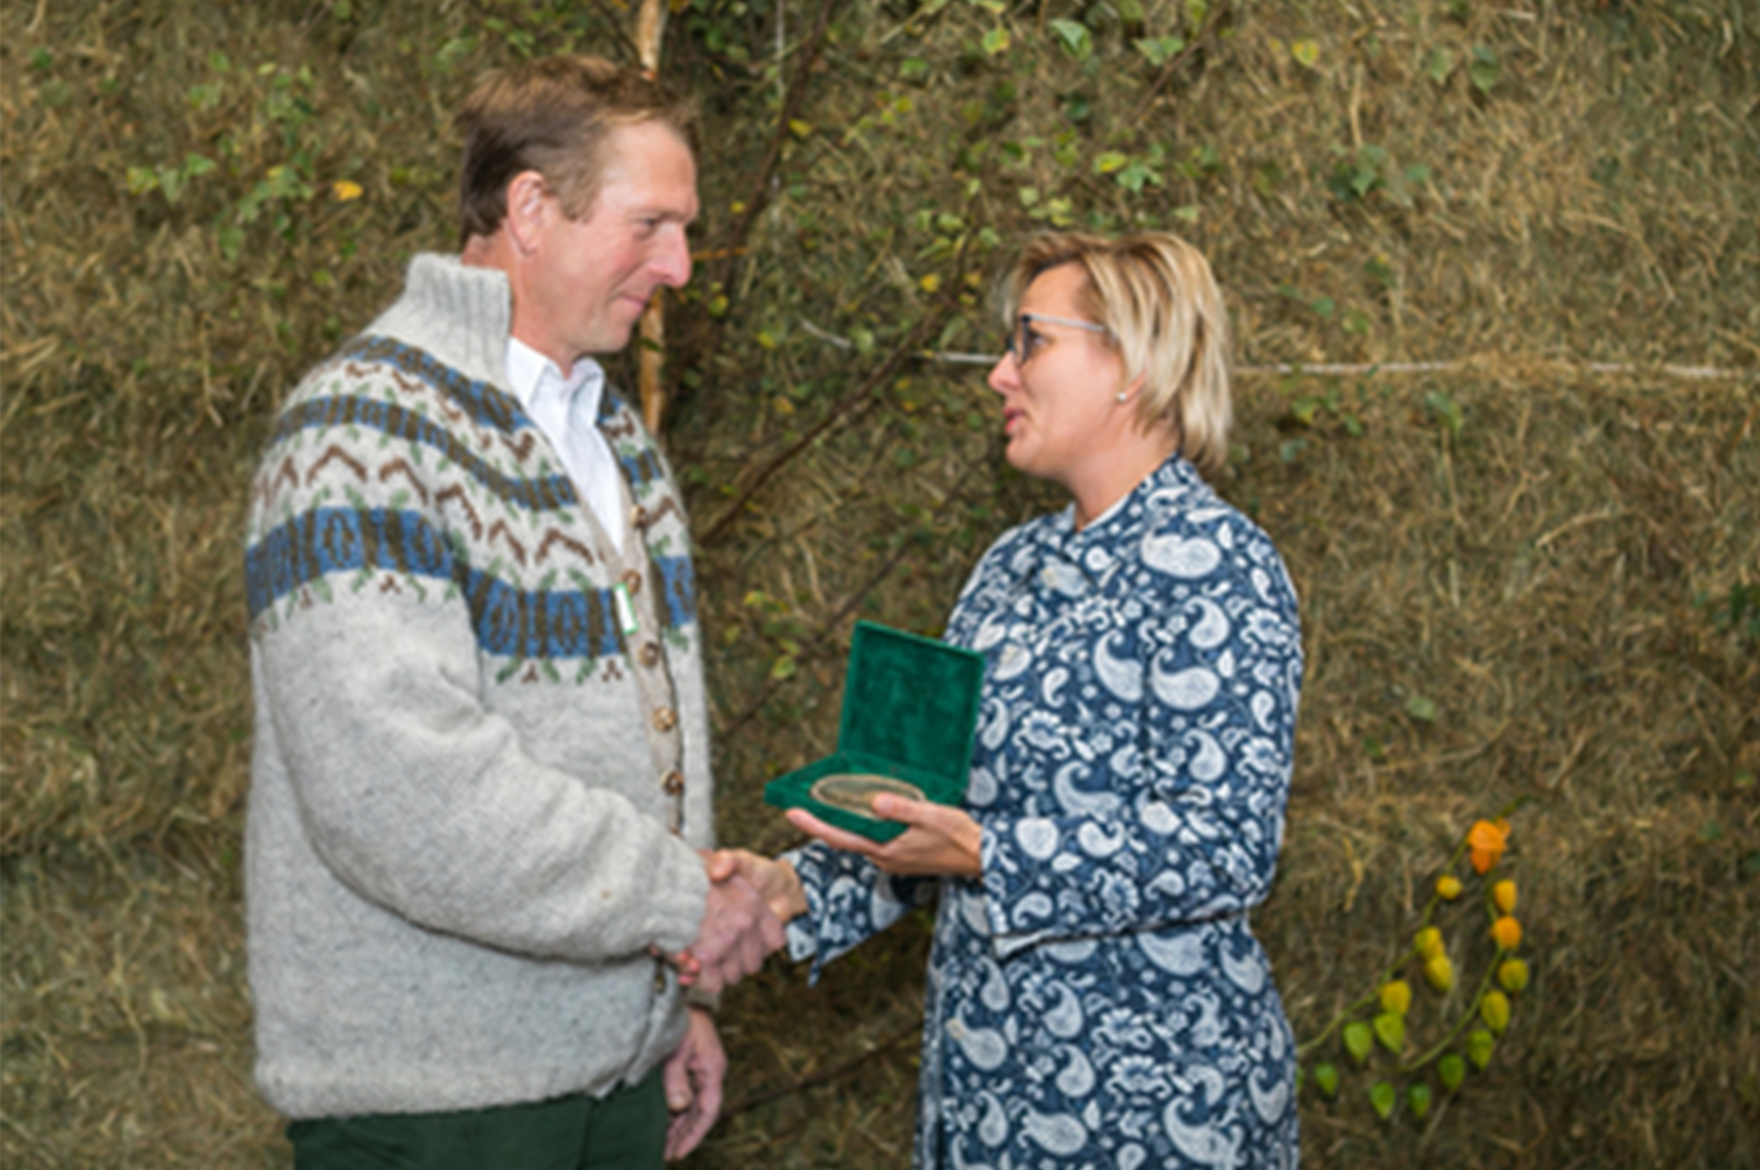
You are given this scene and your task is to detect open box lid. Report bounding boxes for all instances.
[763,621,985,842]
[836,621,984,779]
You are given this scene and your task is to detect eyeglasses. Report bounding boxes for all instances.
[1006,313,1109,367]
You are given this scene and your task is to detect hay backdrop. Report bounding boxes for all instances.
[2,0,1755,1166]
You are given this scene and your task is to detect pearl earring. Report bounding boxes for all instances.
[1116,391,1130,403]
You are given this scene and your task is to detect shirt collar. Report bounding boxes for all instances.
[504,337,605,419]
[1062,452,1202,545]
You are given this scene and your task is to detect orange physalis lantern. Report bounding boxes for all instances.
[1467,819,1508,875]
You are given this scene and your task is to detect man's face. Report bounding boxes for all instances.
[519,120,699,364]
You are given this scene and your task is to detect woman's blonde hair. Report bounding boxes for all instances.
[999,232,1233,477]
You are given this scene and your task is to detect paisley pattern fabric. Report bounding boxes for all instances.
[785,454,1303,1169]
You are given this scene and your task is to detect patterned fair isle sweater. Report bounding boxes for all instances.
[243,254,714,1119]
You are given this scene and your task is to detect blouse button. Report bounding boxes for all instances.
[639,641,662,667]
[622,568,643,595]
[660,769,685,796]
[652,707,679,733]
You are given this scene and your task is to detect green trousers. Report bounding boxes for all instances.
[287,1069,668,1170]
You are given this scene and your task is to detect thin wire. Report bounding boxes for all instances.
[796,319,1758,381]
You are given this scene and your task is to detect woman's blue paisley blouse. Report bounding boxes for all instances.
[784,454,1303,1170]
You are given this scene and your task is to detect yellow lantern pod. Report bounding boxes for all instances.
[1379,979,1413,1016]
[1480,989,1512,1035]
[1492,879,1518,914]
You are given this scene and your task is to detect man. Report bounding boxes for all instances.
[242,55,781,1168]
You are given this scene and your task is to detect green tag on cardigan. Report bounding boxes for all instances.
[613,582,639,637]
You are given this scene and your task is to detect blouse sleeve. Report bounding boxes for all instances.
[977,525,1303,956]
[781,840,936,984]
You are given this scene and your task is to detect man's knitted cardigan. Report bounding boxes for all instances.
[243,254,714,1119]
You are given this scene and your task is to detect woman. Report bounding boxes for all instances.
[728,232,1303,1169]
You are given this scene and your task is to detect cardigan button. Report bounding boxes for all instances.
[660,769,685,796]
[639,641,662,667]
[629,504,649,530]
[652,707,678,733]
[622,568,643,595]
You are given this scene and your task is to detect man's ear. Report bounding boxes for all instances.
[504,170,551,256]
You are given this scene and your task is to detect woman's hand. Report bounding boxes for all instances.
[706,849,808,923]
[787,795,983,879]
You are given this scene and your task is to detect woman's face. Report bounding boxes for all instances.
[987,263,1132,491]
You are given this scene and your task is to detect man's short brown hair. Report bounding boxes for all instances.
[454,54,697,244]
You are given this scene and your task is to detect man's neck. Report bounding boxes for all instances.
[460,235,575,369]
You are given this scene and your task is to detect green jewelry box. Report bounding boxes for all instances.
[763,621,985,843]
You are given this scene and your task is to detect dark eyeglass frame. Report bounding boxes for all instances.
[1005,312,1109,367]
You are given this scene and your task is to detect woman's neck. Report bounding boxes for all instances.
[1068,428,1181,531]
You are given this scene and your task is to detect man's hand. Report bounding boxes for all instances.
[785,794,983,878]
[677,856,785,994]
[662,1006,725,1161]
[706,849,807,923]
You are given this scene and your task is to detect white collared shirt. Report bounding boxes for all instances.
[504,339,628,553]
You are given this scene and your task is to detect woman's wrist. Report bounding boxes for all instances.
[774,859,809,922]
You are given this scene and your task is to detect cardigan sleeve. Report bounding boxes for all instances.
[975,520,1303,955]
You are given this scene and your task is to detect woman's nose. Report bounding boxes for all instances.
[987,352,1019,395]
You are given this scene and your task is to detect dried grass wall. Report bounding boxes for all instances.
[3,1,1755,1166]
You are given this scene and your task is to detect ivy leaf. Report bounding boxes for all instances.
[1049,19,1093,60]
[1408,1082,1433,1120]
[1116,160,1162,193]
[1291,39,1320,69]
[1343,1020,1374,1065]
[981,27,1011,56]
[1369,1080,1397,1120]
[1469,45,1500,93]
[1424,390,1464,436]
[1312,1062,1340,1097]
[1426,47,1454,84]
[1134,35,1185,67]
[158,165,186,205]
[1467,1027,1496,1070]
[1438,1053,1467,1092]
[1372,1011,1406,1054]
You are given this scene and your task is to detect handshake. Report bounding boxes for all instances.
[663,850,808,994]
[664,793,981,991]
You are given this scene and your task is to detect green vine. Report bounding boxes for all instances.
[1298,801,1532,1123]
